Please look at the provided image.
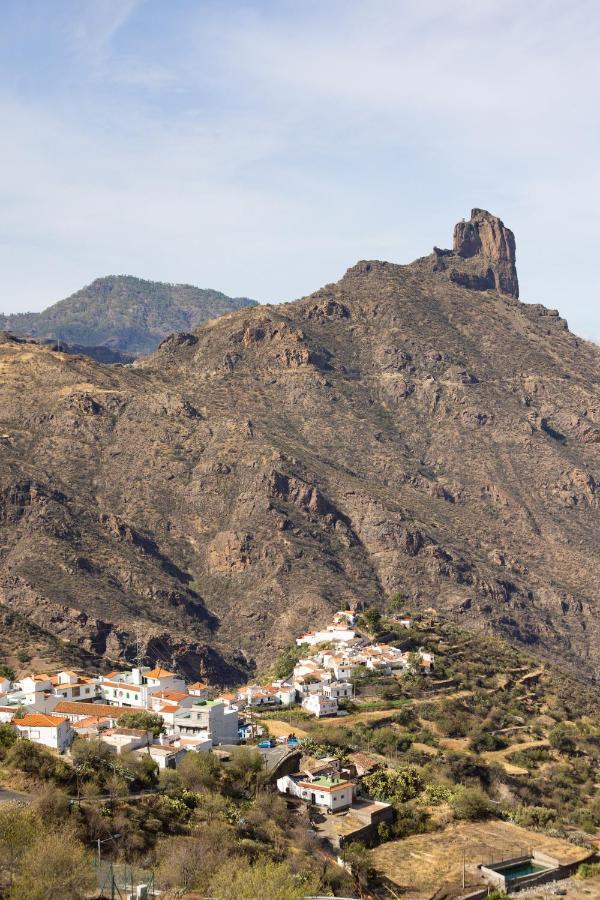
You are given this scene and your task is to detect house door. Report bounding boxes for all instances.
[311,793,316,804]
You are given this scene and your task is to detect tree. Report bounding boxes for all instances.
[223,747,265,798]
[0,804,40,884]
[450,786,494,821]
[117,710,164,737]
[272,644,302,680]
[179,750,222,792]
[157,825,234,894]
[362,607,382,634]
[9,829,95,900]
[30,785,70,826]
[209,859,320,900]
[363,766,424,803]
[549,724,576,755]
[0,664,15,681]
[388,592,406,612]
[0,723,17,754]
[340,842,377,892]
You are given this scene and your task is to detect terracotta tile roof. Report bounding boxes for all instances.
[152,690,189,701]
[54,700,127,718]
[102,681,142,692]
[16,713,65,728]
[188,681,208,691]
[73,716,111,729]
[145,667,175,679]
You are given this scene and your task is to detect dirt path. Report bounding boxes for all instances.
[482,739,550,775]
[340,689,473,727]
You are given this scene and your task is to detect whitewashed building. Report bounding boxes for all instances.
[301,693,338,718]
[174,699,238,745]
[14,713,74,753]
[277,773,355,811]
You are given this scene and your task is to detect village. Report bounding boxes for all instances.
[0,608,433,761]
[0,606,599,899]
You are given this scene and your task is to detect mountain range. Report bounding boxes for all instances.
[0,209,598,684]
[0,275,257,360]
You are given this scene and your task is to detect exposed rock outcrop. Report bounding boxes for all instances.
[0,209,598,684]
[429,208,519,298]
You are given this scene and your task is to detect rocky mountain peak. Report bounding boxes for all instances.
[429,208,519,299]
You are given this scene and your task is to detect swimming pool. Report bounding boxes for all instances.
[494,861,550,881]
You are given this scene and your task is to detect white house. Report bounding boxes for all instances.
[333,610,357,626]
[174,700,239,745]
[323,681,352,700]
[100,727,152,754]
[53,700,125,725]
[188,681,211,699]
[277,773,355,811]
[17,675,53,705]
[150,691,195,713]
[14,713,74,753]
[274,685,296,706]
[322,655,359,681]
[99,666,186,709]
[52,671,100,702]
[302,694,338,718]
[418,650,435,674]
[296,624,356,647]
[135,743,188,770]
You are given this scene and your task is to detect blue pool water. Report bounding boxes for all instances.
[496,862,549,881]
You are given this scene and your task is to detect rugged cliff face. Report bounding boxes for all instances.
[427,208,519,297]
[0,212,598,683]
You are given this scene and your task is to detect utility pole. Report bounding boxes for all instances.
[134,624,143,670]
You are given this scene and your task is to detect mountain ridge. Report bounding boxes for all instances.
[0,210,598,684]
[0,274,258,358]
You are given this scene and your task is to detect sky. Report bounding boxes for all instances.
[0,0,599,340]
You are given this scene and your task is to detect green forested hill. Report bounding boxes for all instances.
[0,275,257,356]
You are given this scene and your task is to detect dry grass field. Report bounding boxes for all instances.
[370,819,593,899]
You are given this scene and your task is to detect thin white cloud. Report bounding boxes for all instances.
[0,0,598,338]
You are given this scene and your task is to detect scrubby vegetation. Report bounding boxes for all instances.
[0,614,598,897]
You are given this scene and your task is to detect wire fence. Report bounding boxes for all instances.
[95,861,155,899]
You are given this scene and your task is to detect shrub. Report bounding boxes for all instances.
[6,740,72,785]
[9,828,95,899]
[469,732,507,753]
[451,787,494,821]
[575,862,600,879]
[363,766,424,804]
[423,783,454,806]
[210,858,321,900]
[549,724,577,755]
[179,751,222,792]
[117,710,164,737]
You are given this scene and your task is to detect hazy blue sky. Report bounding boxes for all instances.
[1,0,599,339]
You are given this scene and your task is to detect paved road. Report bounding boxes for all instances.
[258,745,301,775]
[0,787,30,804]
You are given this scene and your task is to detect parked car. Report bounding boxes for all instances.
[257,739,276,748]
